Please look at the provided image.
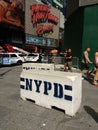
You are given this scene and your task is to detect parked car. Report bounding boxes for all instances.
[0,53,25,65]
[25,53,39,62]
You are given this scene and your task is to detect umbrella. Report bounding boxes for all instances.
[50,49,58,54]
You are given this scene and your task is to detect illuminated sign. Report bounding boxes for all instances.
[30,4,59,36]
[25,0,60,40]
[30,4,58,25]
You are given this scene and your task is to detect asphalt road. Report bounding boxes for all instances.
[0,65,98,130]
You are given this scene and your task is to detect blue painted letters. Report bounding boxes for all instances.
[20,78,72,101]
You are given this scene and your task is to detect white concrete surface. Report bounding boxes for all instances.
[20,64,82,116]
[22,63,55,73]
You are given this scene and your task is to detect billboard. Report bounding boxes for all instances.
[25,0,60,39]
[0,0,25,29]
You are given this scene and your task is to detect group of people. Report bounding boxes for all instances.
[63,47,98,86]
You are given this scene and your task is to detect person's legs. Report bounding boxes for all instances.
[85,63,91,77]
[80,62,85,73]
[68,62,72,72]
[89,67,96,75]
[63,62,67,71]
[93,68,98,85]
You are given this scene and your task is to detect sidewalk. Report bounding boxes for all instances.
[0,66,98,130]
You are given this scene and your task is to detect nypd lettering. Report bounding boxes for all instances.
[20,77,72,101]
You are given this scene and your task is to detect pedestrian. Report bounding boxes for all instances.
[37,53,42,63]
[63,48,73,72]
[80,47,92,76]
[63,49,67,70]
[92,50,98,86]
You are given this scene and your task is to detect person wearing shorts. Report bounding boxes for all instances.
[80,47,92,76]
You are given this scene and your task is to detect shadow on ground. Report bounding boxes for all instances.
[82,73,94,85]
[84,105,98,123]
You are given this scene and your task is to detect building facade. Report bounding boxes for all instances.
[0,0,98,58]
[0,0,25,48]
[64,0,98,64]
[25,0,60,53]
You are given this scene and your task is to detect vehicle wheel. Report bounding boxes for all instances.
[17,60,22,65]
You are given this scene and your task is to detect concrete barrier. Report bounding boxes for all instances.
[20,63,82,116]
[22,63,55,72]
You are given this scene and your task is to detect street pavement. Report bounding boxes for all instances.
[0,65,98,130]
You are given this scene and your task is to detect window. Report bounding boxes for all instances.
[2,54,9,58]
[10,54,17,57]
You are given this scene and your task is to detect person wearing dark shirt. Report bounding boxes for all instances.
[63,48,73,72]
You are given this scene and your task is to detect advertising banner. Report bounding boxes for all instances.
[0,0,25,29]
[25,0,60,40]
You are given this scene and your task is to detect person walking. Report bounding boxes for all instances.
[80,47,92,76]
[92,50,98,86]
[63,48,73,72]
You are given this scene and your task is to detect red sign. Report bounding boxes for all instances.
[30,4,59,36]
[37,24,54,35]
[30,4,50,15]
[31,12,58,25]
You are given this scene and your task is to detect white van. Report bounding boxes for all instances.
[0,53,26,65]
